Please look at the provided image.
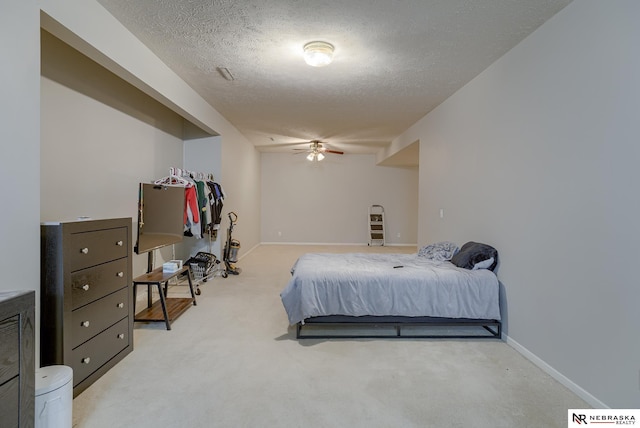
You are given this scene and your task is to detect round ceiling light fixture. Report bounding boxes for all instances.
[303,41,334,67]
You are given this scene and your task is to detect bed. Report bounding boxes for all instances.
[280,241,501,339]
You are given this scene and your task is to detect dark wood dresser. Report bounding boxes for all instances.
[40,218,133,397]
[0,290,35,428]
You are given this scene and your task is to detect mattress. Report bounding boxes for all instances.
[280,252,501,325]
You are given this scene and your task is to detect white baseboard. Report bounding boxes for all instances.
[504,334,608,409]
[236,242,260,260]
[260,241,417,247]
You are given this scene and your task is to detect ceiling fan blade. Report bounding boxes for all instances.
[324,149,344,155]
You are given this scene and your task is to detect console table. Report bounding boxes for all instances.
[133,266,196,330]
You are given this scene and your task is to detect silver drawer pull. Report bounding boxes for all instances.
[81,321,90,328]
[81,247,89,254]
[116,302,125,308]
[117,333,125,340]
[81,357,91,364]
[82,284,90,291]
[116,272,124,278]
[116,240,123,246]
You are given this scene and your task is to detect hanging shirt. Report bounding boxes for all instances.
[184,186,201,238]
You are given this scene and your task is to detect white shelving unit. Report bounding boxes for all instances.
[368,205,385,246]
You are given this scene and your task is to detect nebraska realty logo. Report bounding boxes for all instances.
[569,409,639,425]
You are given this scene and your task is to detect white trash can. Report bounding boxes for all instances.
[35,365,73,428]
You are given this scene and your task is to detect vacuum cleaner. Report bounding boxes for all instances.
[223,211,241,276]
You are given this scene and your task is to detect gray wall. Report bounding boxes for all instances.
[261,153,418,245]
[0,0,40,333]
[395,0,639,408]
[0,1,40,285]
[40,30,186,277]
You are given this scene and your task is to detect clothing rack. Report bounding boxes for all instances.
[154,167,215,186]
[174,167,215,182]
[153,167,224,242]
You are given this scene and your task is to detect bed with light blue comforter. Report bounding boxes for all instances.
[280,252,500,326]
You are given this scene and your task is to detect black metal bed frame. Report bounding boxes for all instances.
[295,315,501,339]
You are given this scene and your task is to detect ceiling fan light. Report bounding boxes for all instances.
[303,41,334,67]
[316,152,325,161]
[306,152,315,161]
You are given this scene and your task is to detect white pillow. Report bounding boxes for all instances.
[472,257,494,270]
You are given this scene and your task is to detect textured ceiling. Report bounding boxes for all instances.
[97,0,572,160]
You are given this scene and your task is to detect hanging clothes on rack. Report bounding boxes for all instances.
[151,168,199,239]
[181,172,201,239]
[155,168,223,241]
[193,178,210,237]
[207,180,225,232]
[184,184,201,238]
[153,168,202,239]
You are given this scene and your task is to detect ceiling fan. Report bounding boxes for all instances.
[293,140,344,161]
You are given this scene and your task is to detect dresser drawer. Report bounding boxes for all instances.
[69,227,129,271]
[0,376,19,427]
[0,315,19,386]
[70,318,129,387]
[71,288,129,349]
[71,258,129,310]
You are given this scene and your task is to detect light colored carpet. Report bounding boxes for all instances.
[72,244,589,428]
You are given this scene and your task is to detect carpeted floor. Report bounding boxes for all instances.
[72,244,589,427]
